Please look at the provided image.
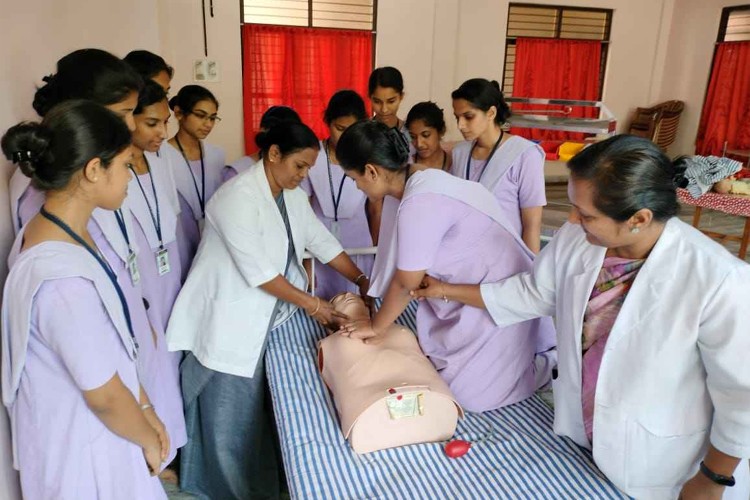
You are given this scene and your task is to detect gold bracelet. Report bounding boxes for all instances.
[441,285,448,303]
[309,297,321,316]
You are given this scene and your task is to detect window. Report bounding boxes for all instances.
[502,3,612,98]
[717,5,750,42]
[240,1,376,152]
[696,5,750,155]
[242,0,376,31]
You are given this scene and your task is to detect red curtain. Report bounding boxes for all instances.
[511,38,602,142]
[242,24,373,154]
[696,41,750,156]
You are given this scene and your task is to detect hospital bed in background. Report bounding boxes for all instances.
[505,97,617,136]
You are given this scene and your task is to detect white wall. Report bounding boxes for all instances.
[157,0,244,161]
[376,0,675,142]
[656,0,740,155]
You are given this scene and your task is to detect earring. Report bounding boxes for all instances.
[630,227,640,234]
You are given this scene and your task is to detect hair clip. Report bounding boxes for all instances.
[385,127,410,160]
[12,150,35,164]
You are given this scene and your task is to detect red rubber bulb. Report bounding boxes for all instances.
[444,439,471,458]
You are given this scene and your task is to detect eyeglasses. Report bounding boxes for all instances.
[189,110,221,123]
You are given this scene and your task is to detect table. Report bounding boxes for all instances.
[677,188,750,259]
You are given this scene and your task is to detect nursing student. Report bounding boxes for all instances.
[336,120,555,412]
[301,90,372,299]
[406,101,452,172]
[127,80,188,463]
[8,50,186,469]
[124,50,174,94]
[1,100,168,499]
[166,121,370,499]
[128,81,184,359]
[367,66,412,244]
[164,85,226,277]
[223,105,301,182]
[413,135,750,500]
[10,48,142,234]
[451,78,546,253]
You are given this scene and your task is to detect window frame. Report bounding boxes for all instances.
[502,2,613,99]
[716,4,750,42]
[240,0,378,32]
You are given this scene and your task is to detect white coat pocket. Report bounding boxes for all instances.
[625,417,708,490]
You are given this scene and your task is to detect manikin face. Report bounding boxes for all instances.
[331,293,369,321]
[452,98,496,141]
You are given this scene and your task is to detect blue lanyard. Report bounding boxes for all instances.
[39,206,138,352]
[175,136,206,218]
[130,156,164,248]
[325,140,346,222]
[113,209,133,252]
[465,130,504,181]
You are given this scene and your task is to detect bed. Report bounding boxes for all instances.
[265,303,628,499]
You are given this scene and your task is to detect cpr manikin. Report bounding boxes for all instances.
[318,293,463,454]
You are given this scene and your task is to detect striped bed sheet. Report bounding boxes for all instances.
[266,303,627,499]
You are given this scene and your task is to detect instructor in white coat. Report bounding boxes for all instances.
[412,135,750,500]
[167,121,370,499]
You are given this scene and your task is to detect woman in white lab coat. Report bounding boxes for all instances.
[412,135,750,500]
[166,120,370,499]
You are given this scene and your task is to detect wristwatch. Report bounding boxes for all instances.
[700,461,736,487]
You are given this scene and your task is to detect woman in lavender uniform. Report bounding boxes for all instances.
[126,80,188,461]
[451,78,546,253]
[302,90,372,299]
[8,51,186,466]
[336,121,555,412]
[128,82,184,350]
[1,101,168,499]
[164,85,226,278]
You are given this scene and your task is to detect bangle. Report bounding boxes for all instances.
[354,273,368,285]
[140,403,154,412]
[441,284,448,303]
[308,297,321,316]
[700,461,736,487]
